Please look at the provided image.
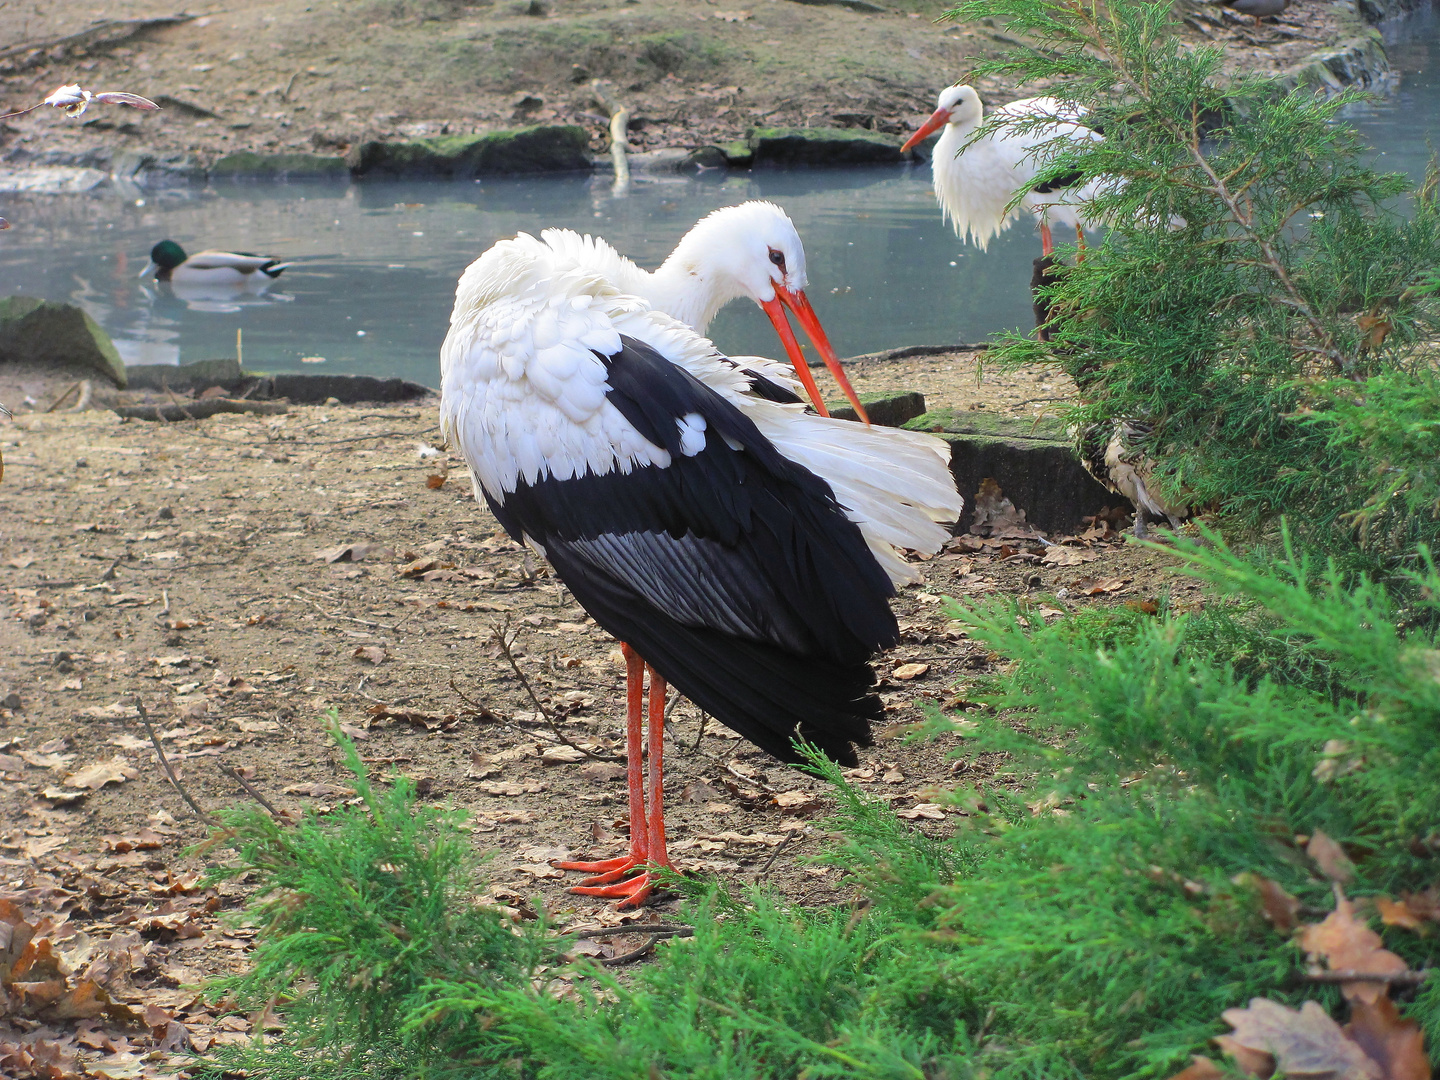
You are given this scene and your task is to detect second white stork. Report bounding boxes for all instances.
[901,84,1104,257]
[441,214,963,906]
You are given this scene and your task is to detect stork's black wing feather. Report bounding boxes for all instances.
[484,335,895,763]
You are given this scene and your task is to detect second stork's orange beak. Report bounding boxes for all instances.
[759,284,869,425]
[900,107,952,154]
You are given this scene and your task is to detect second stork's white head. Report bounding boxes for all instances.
[901,84,984,152]
[653,200,868,422]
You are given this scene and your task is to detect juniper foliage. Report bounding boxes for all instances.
[949,0,1440,558]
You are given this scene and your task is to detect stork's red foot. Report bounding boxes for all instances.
[571,869,658,908]
[554,854,647,887]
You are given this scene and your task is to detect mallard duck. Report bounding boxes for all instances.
[140,240,292,286]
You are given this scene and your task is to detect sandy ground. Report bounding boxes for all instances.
[0,353,1187,916]
[0,0,1357,168]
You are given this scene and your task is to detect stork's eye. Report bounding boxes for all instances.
[768,249,785,268]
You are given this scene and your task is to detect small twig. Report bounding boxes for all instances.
[492,619,620,763]
[561,923,692,940]
[756,830,796,881]
[599,938,657,966]
[217,762,286,822]
[1304,969,1432,986]
[722,760,782,796]
[154,590,171,621]
[45,382,81,413]
[280,70,302,102]
[292,591,397,631]
[689,709,709,754]
[135,700,214,825]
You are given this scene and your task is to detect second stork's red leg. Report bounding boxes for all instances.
[1040,221,1055,257]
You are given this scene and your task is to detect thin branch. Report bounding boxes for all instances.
[217,762,287,822]
[491,619,621,763]
[135,700,214,825]
[756,829,796,881]
[1304,969,1432,986]
[561,923,692,940]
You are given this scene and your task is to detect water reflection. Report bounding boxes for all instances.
[0,167,1045,385]
[1,6,1435,386]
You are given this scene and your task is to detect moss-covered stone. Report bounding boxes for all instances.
[719,141,754,168]
[345,125,592,178]
[747,126,904,168]
[902,408,1119,533]
[210,152,348,181]
[125,358,243,392]
[0,296,126,387]
[828,390,927,427]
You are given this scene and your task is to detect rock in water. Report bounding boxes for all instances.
[0,296,127,387]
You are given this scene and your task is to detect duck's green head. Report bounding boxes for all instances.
[149,240,187,270]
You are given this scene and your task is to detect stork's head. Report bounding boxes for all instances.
[662,201,868,422]
[901,84,983,152]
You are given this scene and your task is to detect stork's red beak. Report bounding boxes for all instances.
[760,284,869,424]
[900,107,951,154]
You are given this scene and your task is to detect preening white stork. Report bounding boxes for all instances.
[441,204,964,905]
[901,85,1104,257]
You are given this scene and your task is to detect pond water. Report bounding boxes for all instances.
[1,4,1436,387]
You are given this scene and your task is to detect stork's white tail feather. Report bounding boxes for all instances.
[749,406,960,584]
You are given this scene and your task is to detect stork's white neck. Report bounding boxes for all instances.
[643,236,753,334]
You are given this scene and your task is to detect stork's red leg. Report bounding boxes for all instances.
[1075,224,1086,264]
[555,644,649,881]
[1040,221,1055,257]
[568,658,674,907]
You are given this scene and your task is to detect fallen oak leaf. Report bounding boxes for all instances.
[1164,1056,1227,1080]
[63,757,137,790]
[892,662,929,681]
[1344,995,1430,1080]
[1307,829,1357,885]
[1233,872,1302,934]
[352,645,387,665]
[1299,890,1411,1005]
[1211,1035,1276,1078]
[1221,998,1381,1080]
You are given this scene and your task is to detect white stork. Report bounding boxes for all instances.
[902,85,1104,257]
[441,203,963,905]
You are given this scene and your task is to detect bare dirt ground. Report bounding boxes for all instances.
[0,0,1356,168]
[0,352,1202,1071]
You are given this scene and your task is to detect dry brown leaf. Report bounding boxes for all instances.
[281,782,355,798]
[1234,872,1302,934]
[968,477,1043,538]
[312,541,395,563]
[1212,1034,1276,1077]
[1075,576,1129,596]
[63,757,137,790]
[893,662,929,681]
[425,474,447,489]
[1307,830,1357,884]
[540,745,587,765]
[773,790,820,815]
[479,780,546,796]
[100,829,165,854]
[1299,891,1411,1005]
[1221,998,1382,1080]
[1041,545,1096,567]
[897,803,946,819]
[1375,896,1428,933]
[1166,1056,1229,1080]
[352,645,387,664]
[1344,995,1430,1080]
